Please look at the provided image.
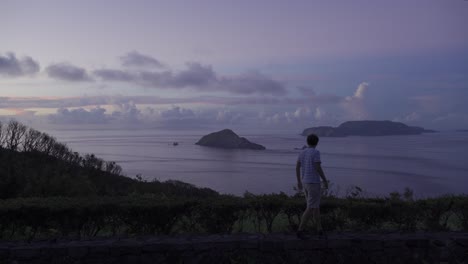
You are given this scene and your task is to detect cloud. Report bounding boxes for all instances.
[0,95,249,110]
[216,109,242,123]
[148,106,219,129]
[111,101,142,124]
[44,104,203,127]
[94,61,287,96]
[1,81,384,130]
[137,70,173,87]
[342,82,371,120]
[46,63,93,82]
[158,106,196,120]
[135,62,218,89]
[297,86,316,96]
[219,71,286,96]
[120,51,164,68]
[0,76,363,125]
[11,109,38,117]
[92,69,136,82]
[314,107,325,120]
[251,82,372,127]
[0,50,285,96]
[346,82,369,101]
[353,82,369,99]
[0,52,40,77]
[0,96,119,109]
[292,106,311,119]
[141,106,249,129]
[402,112,421,122]
[263,106,313,125]
[171,62,217,88]
[48,107,108,124]
[260,105,345,129]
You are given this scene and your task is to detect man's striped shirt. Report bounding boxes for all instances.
[297,147,321,184]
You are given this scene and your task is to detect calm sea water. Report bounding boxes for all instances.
[46,129,468,198]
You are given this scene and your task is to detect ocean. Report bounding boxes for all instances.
[46,129,468,198]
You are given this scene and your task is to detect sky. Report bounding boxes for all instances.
[1,0,468,132]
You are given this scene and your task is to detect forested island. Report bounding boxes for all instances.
[196,129,266,150]
[301,120,435,137]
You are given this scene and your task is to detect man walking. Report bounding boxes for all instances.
[296,134,328,239]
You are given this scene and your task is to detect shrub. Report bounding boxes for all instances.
[194,196,247,233]
[418,196,455,231]
[245,193,287,233]
[385,199,421,231]
[283,197,303,231]
[453,195,468,230]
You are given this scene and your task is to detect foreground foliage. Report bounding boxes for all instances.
[0,194,466,241]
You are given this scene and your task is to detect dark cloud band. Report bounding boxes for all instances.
[120,51,164,68]
[46,63,93,82]
[0,52,40,77]
[94,61,287,96]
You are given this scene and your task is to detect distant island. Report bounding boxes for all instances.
[196,129,266,150]
[301,120,436,137]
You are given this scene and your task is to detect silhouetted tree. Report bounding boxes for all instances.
[22,128,42,152]
[5,120,27,151]
[105,161,122,175]
[0,121,4,148]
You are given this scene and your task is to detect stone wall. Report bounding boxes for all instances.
[0,233,467,264]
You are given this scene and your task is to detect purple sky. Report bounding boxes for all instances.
[1,0,467,131]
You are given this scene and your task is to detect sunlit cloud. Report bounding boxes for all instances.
[342,82,372,120]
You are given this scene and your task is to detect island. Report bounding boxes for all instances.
[301,120,436,137]
[196,129,266,150]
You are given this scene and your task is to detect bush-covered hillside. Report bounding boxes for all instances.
[0,120,218,198]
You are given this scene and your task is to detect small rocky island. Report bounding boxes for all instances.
[301,120,435,137]
[196,129,266,150]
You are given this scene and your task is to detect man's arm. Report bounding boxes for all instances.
[315,162,329,189]
[296,161,302,191]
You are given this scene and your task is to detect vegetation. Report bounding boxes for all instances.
[0,120,466,242]
[0,120,217,199]
[0,193,467,241]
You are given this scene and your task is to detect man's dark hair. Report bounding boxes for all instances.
[307,134,319,146]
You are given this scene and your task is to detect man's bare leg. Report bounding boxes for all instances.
[298,208,313,231]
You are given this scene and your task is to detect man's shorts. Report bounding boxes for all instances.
[304,183,321,208]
